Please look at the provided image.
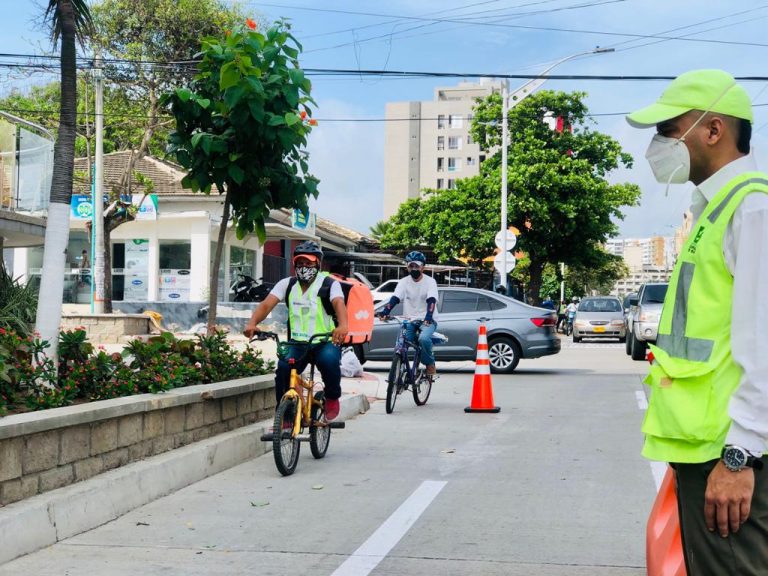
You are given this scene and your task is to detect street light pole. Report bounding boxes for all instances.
[497,47,614,290]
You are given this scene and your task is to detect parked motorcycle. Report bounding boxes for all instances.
[197,274,273,318]
[232,274,272,302]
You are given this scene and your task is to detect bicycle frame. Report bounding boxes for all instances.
[393,319,424,386]
[278,333,334,436]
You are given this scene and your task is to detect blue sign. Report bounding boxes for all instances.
[131,279,143,286]
[71,195,93,220]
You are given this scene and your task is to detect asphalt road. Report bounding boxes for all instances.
[0,339,656,575]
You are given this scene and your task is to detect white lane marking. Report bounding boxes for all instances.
[635,390,648,410]
[331,480,447,576]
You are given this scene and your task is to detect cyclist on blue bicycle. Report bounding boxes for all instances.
[376,251,439,379]
[244,241,348,420]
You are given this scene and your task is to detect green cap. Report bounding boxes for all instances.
[626,69,753,128]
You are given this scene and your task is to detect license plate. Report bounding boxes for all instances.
[593,326,605,333]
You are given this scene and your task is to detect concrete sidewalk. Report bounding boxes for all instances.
[0,374,380,566]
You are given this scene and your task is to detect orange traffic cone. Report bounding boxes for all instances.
[647,466,686,576]
[464,323,500,413]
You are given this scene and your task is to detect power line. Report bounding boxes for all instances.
[257,2,768,49]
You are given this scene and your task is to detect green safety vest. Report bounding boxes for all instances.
[642,171,768,463]
[287,273,337,342]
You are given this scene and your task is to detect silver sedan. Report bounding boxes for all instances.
[364,287,560,373]
[572,296,626,343]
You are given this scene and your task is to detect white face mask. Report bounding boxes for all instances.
[645,135,691,185]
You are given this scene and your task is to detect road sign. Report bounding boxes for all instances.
[494,230,517,251]
[493,252,517,275]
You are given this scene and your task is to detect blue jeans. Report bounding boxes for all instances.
[405,321,437,367]
[275,342,341,404]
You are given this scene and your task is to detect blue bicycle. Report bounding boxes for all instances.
[382,318,446,414]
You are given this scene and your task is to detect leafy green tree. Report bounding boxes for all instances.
[91,0,248,190]
[163,19,319,332]
[35,0,94,363]
[382,90,640,304]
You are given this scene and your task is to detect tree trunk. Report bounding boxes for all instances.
[528,259,544,306]
[207,190,231,335]
[35,0,77,364]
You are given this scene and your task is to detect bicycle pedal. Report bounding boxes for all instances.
[328,421,345,429]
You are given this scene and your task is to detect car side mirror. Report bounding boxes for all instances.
[629,296,638,306]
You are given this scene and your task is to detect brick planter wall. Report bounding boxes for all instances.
[60,314,151,344]
[0,375,276,506]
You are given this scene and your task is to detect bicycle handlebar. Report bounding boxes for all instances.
[249,331,334,346]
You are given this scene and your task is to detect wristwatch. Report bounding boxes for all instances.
[721,445,764,472]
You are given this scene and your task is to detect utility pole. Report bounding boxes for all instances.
[92,54,105,313]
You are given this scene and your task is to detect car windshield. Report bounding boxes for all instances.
[579,299,621,313]
[642,284,668,304]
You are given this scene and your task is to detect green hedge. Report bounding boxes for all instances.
[0,328,274,415]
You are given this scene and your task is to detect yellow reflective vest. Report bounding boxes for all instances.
[287,274,337,342]
[642,172,768,463]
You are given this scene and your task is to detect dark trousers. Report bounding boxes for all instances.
[674,459,768,575]
[275,342,341,404]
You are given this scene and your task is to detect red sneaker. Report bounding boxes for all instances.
[325,398,340,421]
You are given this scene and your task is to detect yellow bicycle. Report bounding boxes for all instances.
[256,331,345,476]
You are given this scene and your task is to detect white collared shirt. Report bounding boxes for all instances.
[690,153,768,454]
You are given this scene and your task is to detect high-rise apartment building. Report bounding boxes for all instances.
[383,79,507,219]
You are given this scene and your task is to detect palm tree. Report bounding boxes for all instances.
[35,0,94,359]
[369,220,391,242]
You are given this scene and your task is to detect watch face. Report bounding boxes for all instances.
[724,447,748,470]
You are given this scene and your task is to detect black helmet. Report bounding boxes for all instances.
[294,241,323,262]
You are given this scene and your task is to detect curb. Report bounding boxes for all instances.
[0,392,369,566]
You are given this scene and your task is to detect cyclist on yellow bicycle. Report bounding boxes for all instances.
[244,241,348,420]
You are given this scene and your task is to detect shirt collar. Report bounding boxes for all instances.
[695,153,757,203]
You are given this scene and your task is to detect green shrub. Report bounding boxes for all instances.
[0,265,37,336]
[0,328,274,415]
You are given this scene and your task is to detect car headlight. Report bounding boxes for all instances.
[610,320,624,326]
[639,312,659,322]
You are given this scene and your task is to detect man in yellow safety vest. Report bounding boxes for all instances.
[627,69,768,575]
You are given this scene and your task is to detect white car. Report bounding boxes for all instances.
[370,279,399,304]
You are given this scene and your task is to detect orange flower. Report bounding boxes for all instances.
[225,30,231,37]
[300,110,307,120]
[308,119,318,126]
[246,18,257,30]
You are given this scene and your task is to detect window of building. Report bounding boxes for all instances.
[448,157,461,172]
[467,133,473,145]
[467,157,476,167]
[437,115,446,129]
[448,115,463,129]
[448,136,461,150]
[437,157,444,172]
[447,179,455,189]
[437,136,444,150]
[436,178,444,189]
[479,154,486,163]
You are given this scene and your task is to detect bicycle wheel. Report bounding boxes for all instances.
[386,354,405,414]
[273,398,301,476]
[412,370,432,406]
[309,391,331,459]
